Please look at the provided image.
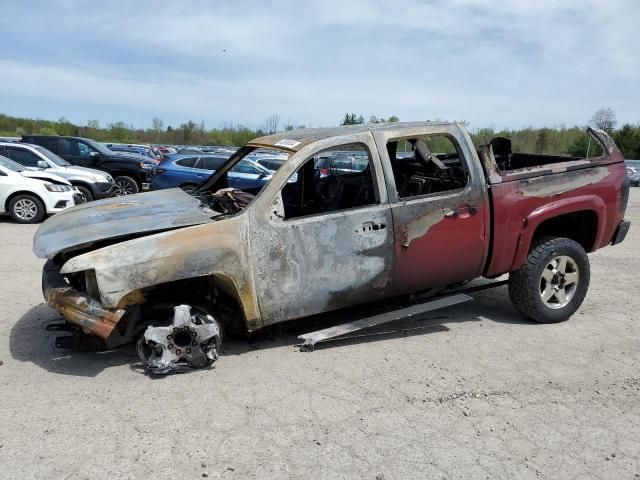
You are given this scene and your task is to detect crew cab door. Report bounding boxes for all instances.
[250,134,394,324]
[59,139,97,167]
[2,146,43,169]
[373,125,489,294]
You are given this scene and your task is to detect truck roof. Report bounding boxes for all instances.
[247,121,452,152]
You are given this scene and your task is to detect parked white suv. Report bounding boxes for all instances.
[0,155,77,223]
[0,142,116,202]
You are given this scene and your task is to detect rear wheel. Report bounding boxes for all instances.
[114,176,139,195]
[9,194,46,223]
[508,236,590,323]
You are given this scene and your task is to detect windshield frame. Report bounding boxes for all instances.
[195,146,290,193]
[84,138,113,156]
[33,146,70,166]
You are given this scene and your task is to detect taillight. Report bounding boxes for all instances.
[320,168,329,175]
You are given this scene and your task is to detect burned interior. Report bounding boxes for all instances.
[280,144,377,218]
[387,135,468,198]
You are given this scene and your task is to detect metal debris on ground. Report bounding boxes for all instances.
[137,305,222,375]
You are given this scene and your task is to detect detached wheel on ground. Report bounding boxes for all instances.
[8,194,46,223]
[508,236,590,323]
[74,185,93,202]
[114,176,139,195]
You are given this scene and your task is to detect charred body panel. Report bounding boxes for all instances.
[33,189,217,259]
[249,131,395,323]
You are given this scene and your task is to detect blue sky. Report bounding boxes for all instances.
[1,0,638,131]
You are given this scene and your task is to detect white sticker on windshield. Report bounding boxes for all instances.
[275,139,301,149]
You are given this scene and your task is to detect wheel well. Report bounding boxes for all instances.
[5,190,45,213]
[532,210,598,252]
[136,274,247,334]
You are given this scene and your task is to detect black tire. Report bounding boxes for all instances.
[114,176,139,195]
[508,236,590,323]
[8,194,46,224]
[75,185,93,202]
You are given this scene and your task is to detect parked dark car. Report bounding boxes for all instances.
[22,135,156,195]
[107,144,161,163]
[150,154,272,192]
[314,153,369,176]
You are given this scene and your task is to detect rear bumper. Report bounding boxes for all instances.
[42,260,125,338]
[611,220,631,246]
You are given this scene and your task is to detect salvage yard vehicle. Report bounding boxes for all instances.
[21,135,157,195]
[0,142,117,202]
[33,122,630,373]
[0,155,77,223]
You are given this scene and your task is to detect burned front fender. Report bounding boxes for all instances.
[43,260,126,338]
[43,215,260,338]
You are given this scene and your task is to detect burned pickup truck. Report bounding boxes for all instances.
[33,122,630,373]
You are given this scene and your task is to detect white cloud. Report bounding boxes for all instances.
[1,0,639,128]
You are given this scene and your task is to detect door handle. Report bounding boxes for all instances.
[444,205,478,218]
[357,221,386,233]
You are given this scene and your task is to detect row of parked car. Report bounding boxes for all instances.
[6,131,635,224]
[0,135,286,223]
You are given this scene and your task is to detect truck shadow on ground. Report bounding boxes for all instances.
[10,287,531,377]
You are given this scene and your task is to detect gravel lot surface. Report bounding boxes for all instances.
[1,190,638,480]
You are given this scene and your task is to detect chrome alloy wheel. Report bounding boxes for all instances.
[13,198,38,220]
[540,255,579,309]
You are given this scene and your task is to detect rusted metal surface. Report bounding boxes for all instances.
[33,188,218,259]
[517,167,610,197]
[248,131,395,324]
[43,260,125,338]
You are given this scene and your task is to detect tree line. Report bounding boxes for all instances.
[0,108,638,159]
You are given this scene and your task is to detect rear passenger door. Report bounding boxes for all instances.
[172,156,203,185]
[59,139,95,167]
[4,146,41,169]
[373,126,489,294]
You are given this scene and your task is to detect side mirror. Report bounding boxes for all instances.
[37,160,48,169]
[89,151,100,159]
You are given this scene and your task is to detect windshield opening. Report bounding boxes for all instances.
[191,146,291,216]
[34,146,70,166]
